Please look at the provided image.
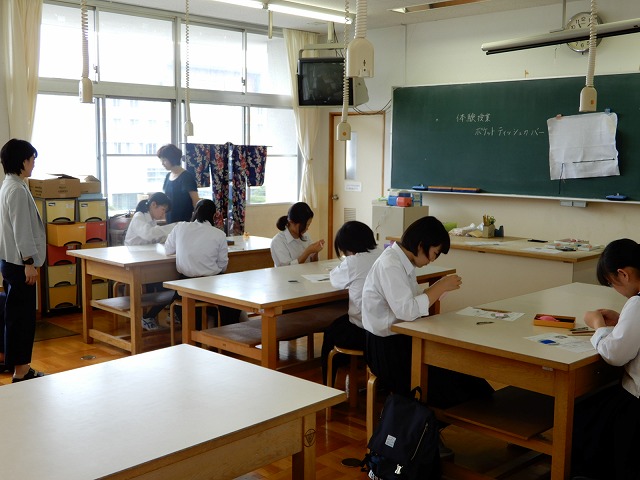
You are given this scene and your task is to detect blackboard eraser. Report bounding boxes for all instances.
[606,194,627,201]
[412,185,428,191]
[427,186,452,192]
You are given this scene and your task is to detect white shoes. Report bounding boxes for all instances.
[142,317,160,331]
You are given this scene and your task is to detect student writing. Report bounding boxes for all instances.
[124,192,175,246]
[124,192,176,331]
[270,201,325,267]
[321,221,380,385]
[362,216,493,410]
[572,238,640,480]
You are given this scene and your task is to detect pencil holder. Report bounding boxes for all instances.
[481,225,495,238]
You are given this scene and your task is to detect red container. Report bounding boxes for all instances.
[47,244,78,266]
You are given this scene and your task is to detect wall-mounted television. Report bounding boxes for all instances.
[297,57,368,107]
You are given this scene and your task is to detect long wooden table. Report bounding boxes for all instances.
[388,235,601,311]
[164,260,456,369]
[392,282,625,480]
[0,344,345,480]
[68,235,273,354]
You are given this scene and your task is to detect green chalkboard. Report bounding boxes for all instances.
[391,73,640,200]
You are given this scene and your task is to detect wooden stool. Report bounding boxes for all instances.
[168,298,211,346]
[366,368,378,441]
[326,346,364,421]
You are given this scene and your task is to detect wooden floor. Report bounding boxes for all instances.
[0,308,553,480]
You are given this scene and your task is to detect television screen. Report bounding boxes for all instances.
[297,57,353,107]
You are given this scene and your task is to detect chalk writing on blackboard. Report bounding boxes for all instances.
[456,113,491,122]
[474,127,545,137]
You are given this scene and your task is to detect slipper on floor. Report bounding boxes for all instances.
[12,368,47,383]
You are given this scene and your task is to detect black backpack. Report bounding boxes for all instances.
[362,387,441,479]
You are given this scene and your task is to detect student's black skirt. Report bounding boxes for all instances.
[572,384,640,480]
[364,330,493,407]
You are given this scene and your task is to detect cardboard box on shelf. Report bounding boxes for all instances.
[28,174,81,199]
[79,175,101,194]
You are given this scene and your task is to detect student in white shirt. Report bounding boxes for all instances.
[124,192,176,331]
[270,202,325,267]
[164,199,228,277]
[572,238,640,480]
[322,221,380,385]
[164,199,239,327]
[362,216,493,406]
[124,192,175,246]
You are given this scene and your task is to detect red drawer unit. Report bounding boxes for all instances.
[47,244,79,266]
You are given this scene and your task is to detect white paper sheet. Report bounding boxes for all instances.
[525,333,594,353]
[457,306,524,322]
[301,274,331,283]
[547,112,619,180]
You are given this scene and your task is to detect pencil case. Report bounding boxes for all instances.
[533,314,576,329]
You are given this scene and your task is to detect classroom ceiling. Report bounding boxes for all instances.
[114,0,577,33]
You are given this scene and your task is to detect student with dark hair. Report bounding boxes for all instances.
[124,192,175,246]
[164,199,240,327]
[0,139,47,382]
[321,221,380,384]
[571,238,640,480]
[362,216,493,405]
[164,199,228,278]
[270,201,325,267]
[157,144,198,224]
[124,192,176,330]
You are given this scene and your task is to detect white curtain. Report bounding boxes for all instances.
[283,28,320,208]
[2,0,43,141]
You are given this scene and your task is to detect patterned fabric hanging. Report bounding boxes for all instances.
[186,142,267,235]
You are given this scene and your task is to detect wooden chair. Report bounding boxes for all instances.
[366,368,378,441]
[168,297,212,346]
[326,346,364,421]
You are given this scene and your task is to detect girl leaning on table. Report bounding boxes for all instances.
[571,238,640,480]
[270,201,325,267]
[124,192,176,331]
[163,199,240,327]
[362,216,494,406]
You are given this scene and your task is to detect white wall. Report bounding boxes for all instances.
[326,0,640,248]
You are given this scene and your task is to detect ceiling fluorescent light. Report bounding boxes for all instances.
[268,0,353,24]
[482,17,640,54]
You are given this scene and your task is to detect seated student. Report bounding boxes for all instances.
[571,238,640,480]
[321,221,380,385]
[164,199,239,327]
[362,216,494,409]
[124,192,175,246]
[270,201,325,267]
[124,192,176,331]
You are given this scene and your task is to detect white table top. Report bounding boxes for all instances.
[0,345,343,480]
[164,259,455,311]
[67,235,272,267]
[392,282,625,368]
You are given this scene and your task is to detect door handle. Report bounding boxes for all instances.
[331,194,339,200]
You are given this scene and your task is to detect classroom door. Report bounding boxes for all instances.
[330,113,385,256]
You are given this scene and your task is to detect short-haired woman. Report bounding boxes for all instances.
[157,144,199,224]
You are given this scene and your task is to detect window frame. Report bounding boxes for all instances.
[38,0,299,210]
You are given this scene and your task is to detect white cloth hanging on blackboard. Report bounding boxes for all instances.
[547,112,619,180]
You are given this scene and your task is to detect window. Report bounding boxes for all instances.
[36,2,299,211]
[32,94,98,178]
[248,108,298,204]
[181,24,243,91]
[98,12,174,86]
[104,98,172,212]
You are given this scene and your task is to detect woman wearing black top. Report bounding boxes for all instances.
[157,144,199,223]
